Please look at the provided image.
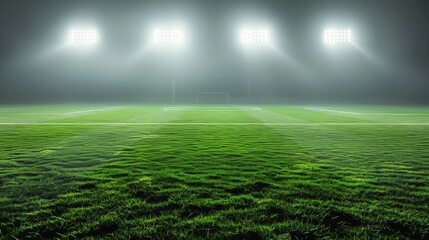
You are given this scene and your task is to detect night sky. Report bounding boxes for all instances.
[0,0,428,104]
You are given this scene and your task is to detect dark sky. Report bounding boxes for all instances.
[0,0,428,104]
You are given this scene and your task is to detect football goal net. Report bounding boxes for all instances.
[195,92,231,104]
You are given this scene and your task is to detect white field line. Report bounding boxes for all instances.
[0,112,72,116]
[5,110,427,116]
[63,107,122,115]
[360,113,429,116]
[304,107,429,116]
[0,107,123,115]
[163,107,261,111]
[0,113,66,114]
[0,122,428,126]
[0,105,58,110]
[304,107,362,115]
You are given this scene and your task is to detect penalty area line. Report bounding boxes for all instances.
[64,107,122,115]
[0,105,59,110]
[0,122,429,126]
[304,107,429,116]
[304,107,362,115]
[163,107,261,111]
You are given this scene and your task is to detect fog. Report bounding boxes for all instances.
[0,0,428,104]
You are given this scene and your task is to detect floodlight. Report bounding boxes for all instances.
[240,29,268,44]
[324,29,351,44]
[70,29,99,44]
[154,29,184,43]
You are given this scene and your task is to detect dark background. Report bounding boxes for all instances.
[0,0,428,104]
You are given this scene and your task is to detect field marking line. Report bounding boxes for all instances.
[0,107,123,115]
[304,107,362,115]
[0,112,67,114]
[0,105,58,110]
[1,122,429,126]
[304,107,429,116]
[163,107,261,111]
[63,107,122,115]
[4,109,425,115]
[361,113,429,116]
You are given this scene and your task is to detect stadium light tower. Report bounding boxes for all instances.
[239,28,269,103]
[153,28,184,104]
[70,29,99,45]
[323,29,352,44]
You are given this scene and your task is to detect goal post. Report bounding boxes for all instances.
[195,92,231,104]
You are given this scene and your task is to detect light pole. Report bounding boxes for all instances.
[154,29,184,104]
[239,28,268,103]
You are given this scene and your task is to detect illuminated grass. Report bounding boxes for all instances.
[0,105,428,239]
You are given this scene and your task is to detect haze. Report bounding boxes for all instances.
[0,0,428,104]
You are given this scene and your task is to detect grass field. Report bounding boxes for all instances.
[1,105,428,239]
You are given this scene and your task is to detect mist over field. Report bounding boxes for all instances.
[0,0,428,104]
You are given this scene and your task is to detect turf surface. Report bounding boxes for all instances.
[0,105,428,239]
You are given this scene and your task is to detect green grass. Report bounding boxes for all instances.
[1,105,428,239]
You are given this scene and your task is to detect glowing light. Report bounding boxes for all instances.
[324,29,351,44]
[240,29,268,44]
[70,29,99,44]
[154,29,184,43]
